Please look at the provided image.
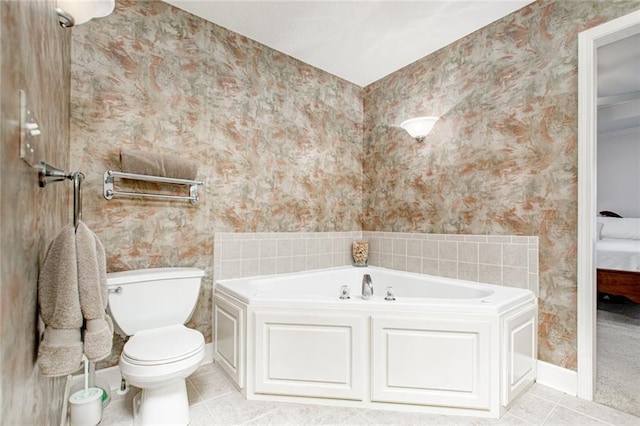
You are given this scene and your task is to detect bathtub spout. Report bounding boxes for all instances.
[362,274,373,300]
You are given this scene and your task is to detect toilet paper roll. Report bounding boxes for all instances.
[69,387,103,426]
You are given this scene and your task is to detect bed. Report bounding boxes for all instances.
[596,217,640,304]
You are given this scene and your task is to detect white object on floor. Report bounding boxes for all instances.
[69,387,102,426]
[106,267,206,426]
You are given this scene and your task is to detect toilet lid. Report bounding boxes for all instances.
[123,324,204,365]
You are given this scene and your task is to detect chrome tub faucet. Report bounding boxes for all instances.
[362,274,373,300]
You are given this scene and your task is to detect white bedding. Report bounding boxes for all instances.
[596,239,640,272]
[597,217,640,240]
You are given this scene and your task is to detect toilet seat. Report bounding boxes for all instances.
[123,324,204,366]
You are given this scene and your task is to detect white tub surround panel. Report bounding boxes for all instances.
[371,315,492,410]
[213,266,537,418]
[213,292,245,387]
[254,312,366,400]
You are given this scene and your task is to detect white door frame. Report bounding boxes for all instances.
[577,10,640,400]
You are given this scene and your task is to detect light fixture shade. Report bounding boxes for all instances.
[400,116,439,141]
[57,0,115,26]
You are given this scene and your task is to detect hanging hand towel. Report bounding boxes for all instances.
[38,222,114,377]
[120,149,198,180]
[75,222,113,362]
[37,225,84,377]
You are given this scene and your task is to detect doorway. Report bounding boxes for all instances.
[577,9,640,410]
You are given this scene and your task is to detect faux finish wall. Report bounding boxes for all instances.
[71,0,640,372]
[363,0,640,369]
[70,0,363,365]
[1,0,71,423]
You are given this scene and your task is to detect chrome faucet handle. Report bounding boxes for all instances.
[108,286,123,295]
[385,286,396,301]
[339,285,351,300]
[362,274,373,300]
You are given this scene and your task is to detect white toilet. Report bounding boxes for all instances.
[106,267,206,426]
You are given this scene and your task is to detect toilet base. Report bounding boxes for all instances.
[133,380,189,426]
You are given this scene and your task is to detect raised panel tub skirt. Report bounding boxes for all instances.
[213,266,537,418]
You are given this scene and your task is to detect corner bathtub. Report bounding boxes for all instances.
[213,266,537,418]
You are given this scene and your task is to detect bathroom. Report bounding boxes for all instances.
[1,0,639,424]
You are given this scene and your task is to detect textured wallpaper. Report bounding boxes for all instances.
[362,0,640,369]
[70,0,363,366]
[71,0,640,372]
[1,0,71,423]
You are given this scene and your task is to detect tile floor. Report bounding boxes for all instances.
[100,363,639,426]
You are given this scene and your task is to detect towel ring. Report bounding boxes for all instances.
[39,162,85,231]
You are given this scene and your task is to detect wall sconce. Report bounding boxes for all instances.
[400,116,439,143]
[56,0,115,28]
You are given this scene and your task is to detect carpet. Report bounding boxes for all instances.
[595,313,640,417]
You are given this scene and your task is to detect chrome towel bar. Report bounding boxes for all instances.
[103,170,204,205]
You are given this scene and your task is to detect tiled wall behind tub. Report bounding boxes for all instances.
[214,231,539,296]
[214,232,362,280]
[364,232,539,296]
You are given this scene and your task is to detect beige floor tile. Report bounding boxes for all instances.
[186,378,203,404]
[189,367,237,401]
[203,391,280,424]
[278,402,368,425]
[241,408,298,425]
[99,390,135,426]
[188,403,216,425]
[191,362,222,378]
[542,406,610,425]
[361,408,458,425]
[526,383,567,404]
[489,413,533,425]
[558,395,640,425]
[505,393,556,425]
[453,413,532,425]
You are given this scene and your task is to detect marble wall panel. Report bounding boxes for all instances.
[362,0,640,369]
[70,0,363,367]
[1,0,71,423]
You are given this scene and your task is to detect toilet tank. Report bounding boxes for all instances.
[106,267,205,336]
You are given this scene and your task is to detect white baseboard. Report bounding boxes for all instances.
[536,360,577,396]
[204,341,214,365]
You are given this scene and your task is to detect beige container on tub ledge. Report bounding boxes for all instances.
[352,240,368,266]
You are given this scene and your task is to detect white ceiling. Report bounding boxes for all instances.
[163,0,535,87]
